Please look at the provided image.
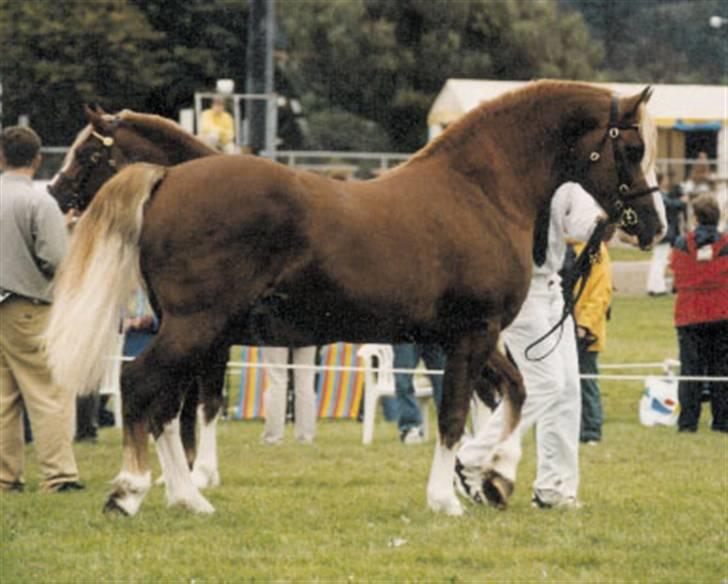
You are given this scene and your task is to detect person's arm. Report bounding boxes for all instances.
[31,196,68,278]
[561,183,606,243]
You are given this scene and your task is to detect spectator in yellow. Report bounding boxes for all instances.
[571,237,613,444]
[200,96,235,153]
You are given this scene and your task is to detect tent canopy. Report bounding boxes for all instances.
[428,79,727,129]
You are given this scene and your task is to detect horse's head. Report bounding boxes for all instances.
[561,87,665,250]
[47,106,182,213]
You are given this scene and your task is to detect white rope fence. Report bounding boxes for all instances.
[114,356,728,383]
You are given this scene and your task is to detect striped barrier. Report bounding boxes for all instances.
[228,343,365,420]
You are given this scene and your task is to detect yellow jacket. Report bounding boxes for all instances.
[200,108,235,147]
[572,242,613,352]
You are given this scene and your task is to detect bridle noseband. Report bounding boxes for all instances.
[588,95,658,228]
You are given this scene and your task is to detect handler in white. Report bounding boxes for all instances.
[457,182,604,509]
[260,346,318,444]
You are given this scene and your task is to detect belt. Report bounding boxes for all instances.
[0,290,49,306]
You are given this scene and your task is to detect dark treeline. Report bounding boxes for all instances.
[1,0,724,150]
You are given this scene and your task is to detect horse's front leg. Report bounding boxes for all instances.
[427,328,498,515]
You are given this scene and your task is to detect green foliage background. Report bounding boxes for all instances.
[0,0,725,150]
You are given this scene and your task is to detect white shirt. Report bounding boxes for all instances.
[532,182,604,286]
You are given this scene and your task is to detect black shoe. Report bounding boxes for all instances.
[52,481,85,492]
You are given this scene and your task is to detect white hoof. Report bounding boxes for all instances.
[190,466,220,490]
[106,471,151,516]
[428,492,464,516]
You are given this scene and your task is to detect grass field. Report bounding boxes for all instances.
[2,296,726,582]
[606,246,653,263]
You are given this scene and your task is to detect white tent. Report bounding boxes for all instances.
[428,79,727,129]
[428,79,728,223]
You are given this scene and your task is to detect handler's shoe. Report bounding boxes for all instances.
[454,458,486,504]
[531,492,582,510]
[400,427,424,445]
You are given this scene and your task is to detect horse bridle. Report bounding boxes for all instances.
[588,95,658,228]
[57,123,120,210]
[527,95,658,362]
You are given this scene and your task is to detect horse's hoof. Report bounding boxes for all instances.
[482,470,514,510]
[428,494,464,516]
[190,467,220,490]
[168,492,215,514]
[103,495,130,516]
[154,475,165,487]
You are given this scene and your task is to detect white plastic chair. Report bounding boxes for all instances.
[357,344,433,444]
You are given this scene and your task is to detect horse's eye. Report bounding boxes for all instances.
[90,152,101,163]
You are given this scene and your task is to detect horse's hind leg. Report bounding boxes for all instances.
[190,348,228,489]
[104,359,155,516]
[427,328,498,516]
[479,349,525,509]
[106,320,221,515]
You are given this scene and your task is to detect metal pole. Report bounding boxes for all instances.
[246,0,275,155]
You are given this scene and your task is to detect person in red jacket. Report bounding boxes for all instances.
[670,194,728,433]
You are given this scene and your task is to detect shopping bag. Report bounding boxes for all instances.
[639,375,680,426]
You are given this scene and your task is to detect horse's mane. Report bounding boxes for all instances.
[403,80,611,170]
[115,110,218,156]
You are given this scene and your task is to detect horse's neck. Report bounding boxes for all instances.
[131,121,218,165]
[439,94,576,220]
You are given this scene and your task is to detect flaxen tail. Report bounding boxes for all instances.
[46,163,166,395]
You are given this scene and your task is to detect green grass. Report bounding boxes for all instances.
[607,246,653,262]
[2,296,726,582]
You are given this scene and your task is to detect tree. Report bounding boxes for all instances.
[0,0,170,144]
[561,0,727,84]
[278,0,602,151]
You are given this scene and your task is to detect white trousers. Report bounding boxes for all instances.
[261,346,317,444]
[458,282,581,501]
[646,242,670,294]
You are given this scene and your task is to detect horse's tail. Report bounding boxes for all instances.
[46,163,166,395]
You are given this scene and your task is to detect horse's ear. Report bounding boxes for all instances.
[84,104,107,131]
[622,86,653,120]
[94,104,108,116]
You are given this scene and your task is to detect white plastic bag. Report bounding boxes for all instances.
[639,375,680,426]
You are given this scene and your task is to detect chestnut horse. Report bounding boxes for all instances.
[47,81,663,517]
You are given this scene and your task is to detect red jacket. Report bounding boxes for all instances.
[671,229,728,327]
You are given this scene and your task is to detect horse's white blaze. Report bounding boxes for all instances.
[47,125,92,191]
[156,417,214,514]
[190,407,220,490]
[110,470,151,516]
[427,441,464,516]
